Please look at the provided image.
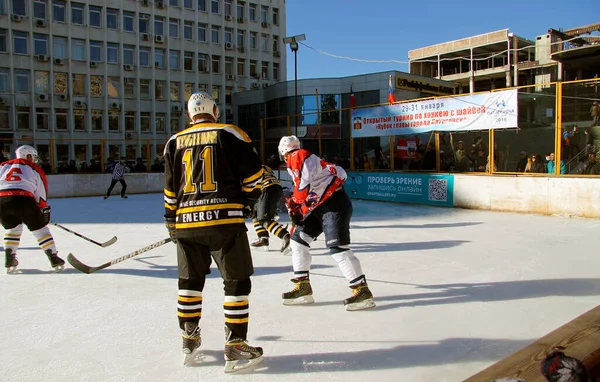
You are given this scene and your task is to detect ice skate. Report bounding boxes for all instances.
[344,282,376,311]
[103,195,109,199]
[45,249,65,272]
[280,233,291,255]
[282,277,314,305]
[250,237,269,251]
[182,322,202,366]
[5,249,18,274]
[224,337,264,373]
[121,195,128,199]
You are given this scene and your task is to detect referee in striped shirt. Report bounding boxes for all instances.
[104,157,130,199]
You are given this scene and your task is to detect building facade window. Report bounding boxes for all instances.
[36,108,49,130]
[71,2,84,25]
[124,78,135,98]
[260,6,268,22]
[106,8,118,30]
[249,3,256,21]
[34,71,49,93]
[33,0,47,19]
[108,111,119,131]
[139,14,150,34]
[197,0,206,11]
[273,8,279,25]
[12,0,26,16]
[184,0,193,9]
[72,73,86,96]
[249,60,257,77]
[54,72,67,94]
[33,33,48,56]
[237,58,245,76]
[169,82,179,101]
[0,68,9,92]
[13,31,28,55]
[91,109,103,131]
[156,113,166,132]
[224,0,232,16]
[211,26,220,44]
[124,111,135,131]
[237,30,244,47]
[155,49,165,68]
[154,16,164,36]
[169,0,179,6]
[139,47,150,66]
[169,18,179,38]
[0,30,7,53]
[89,6,101,27]
[53,0,66,22]
[108,76,119,97]
[184,82,193,99]
[261,62,268,78]
[73,109,86,131]
[90,41,102,62]
[123,44,134,65]
[197,23,206,42]
[236,1,244,18]
[212,85,220,103]
[273,62,279,80]
[71,38,85,60]
[90,75,103,97]
[261,33,268,51]
[0,108,9,131]
[225,57,233,75]
[211,55,220,74]
[140,79,150,99]
[169,50,179,69]
[224,28,232,44]
[183,21,193,40]
[123,11,134,32]
[198,54,208,72]
[55,108,68,130]
[184,51,194,70]
[53,36,67,58]
[15,70,29,92]
[155,80,165,100]
[17,107,30,130]
[107,43,118,64]
[140,112,150,131]
[211,0,219,14]
[249,32,257,49]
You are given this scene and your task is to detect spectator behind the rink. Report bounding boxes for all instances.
[546,153,566,174]
[581,151,600,175]
[516,151,528,172]
[525,154,546,173]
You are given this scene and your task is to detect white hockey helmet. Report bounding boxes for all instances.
[187,92,220,124]
[278,135,301,160]
[15,145,39,163]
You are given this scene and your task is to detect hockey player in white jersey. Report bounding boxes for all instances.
[278,136,375,311]
[0,145,65,273]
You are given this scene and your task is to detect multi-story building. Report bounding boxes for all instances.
[0,0,286,170]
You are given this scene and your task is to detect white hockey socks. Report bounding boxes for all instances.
[31,226,57,254]
[4,224,23,253]
[331,249,364,284]
[291,238,312,278]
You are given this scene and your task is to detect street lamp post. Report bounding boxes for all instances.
[283,34,306,137]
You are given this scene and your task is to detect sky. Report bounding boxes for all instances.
[284,0,599,80]
[2,193,600,381]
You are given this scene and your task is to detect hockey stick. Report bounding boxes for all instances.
[67,237,172,274]
[51,222,118,248]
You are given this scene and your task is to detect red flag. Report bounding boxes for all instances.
[350,84,356,108]
[388,75,396,104]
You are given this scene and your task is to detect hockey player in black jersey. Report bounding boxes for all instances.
[250,165,291,253]
[163,92,264,372]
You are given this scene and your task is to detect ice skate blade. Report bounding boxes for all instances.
[283,295,315,305]
[345,298,376,311]
[183,348,203,366]
[52,265,65,273]
[224,355,264,373]
[6,266,17,274]
[281,246,291,256]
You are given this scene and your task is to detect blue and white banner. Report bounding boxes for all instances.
[344,172,454,207]
[351,89,518,137]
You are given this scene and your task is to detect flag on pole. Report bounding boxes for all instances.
[350,84,356,108]
[388,75,396,104]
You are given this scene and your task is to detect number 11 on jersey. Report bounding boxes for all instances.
[182,146,217,195]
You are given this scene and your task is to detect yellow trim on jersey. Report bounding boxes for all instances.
[177,312,202,318]
[224,317,249,324]
[178,296,203,303]
[223,300,248,307]
[241,184,262,193]
[164,188,176,197]
[176,203,244,215]
[171,123,252,143]
[176,218,245,229]
[165,203,177,210]
[243,168,264,184]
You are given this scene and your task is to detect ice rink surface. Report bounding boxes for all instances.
[1,193,600,382]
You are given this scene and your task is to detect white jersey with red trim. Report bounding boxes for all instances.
[286,149,347,216]
[0,159,49,208]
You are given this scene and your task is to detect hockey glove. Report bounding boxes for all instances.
[242,205,256,219]
[164,216,177,244]
[41,206,51,226]
[289,211,303,226]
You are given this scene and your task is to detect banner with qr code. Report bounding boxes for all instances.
[351,89,518,137]
[344,172,454,207]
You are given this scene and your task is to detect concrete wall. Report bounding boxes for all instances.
[47,172,600,219]
[47,173,164,198]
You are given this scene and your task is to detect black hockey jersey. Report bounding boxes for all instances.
[163,123,263,236]
[260,165,281,191]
